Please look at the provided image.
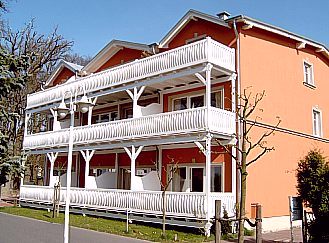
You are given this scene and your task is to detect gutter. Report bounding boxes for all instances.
[232,19,242,210]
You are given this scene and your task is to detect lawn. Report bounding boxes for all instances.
[0,206,214,242]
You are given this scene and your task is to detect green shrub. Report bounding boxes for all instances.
[296,149,329,242]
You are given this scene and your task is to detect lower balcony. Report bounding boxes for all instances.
[19,185,235,227]
[23,107,235,152]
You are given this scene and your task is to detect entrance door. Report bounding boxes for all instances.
[190,168,204,192]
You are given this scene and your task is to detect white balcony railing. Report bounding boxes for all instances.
[20,185,235,218]
[23,107,235,150]
[26,38,235,110]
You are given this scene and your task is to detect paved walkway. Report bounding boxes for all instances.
[0,212,148,243]
[220,228,302,243]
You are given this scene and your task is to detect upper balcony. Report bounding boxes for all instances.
[26,38,235,111]
[23,107,235,153]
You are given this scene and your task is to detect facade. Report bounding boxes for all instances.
[20,10,329,233]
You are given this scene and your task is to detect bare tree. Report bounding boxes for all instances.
[0,19,73,185]
[64,53,92,66]
[216,88,280,243]
[153,152,179,238]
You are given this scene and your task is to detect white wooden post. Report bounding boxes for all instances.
[126,86,145,118]
[195,135,213,237]
[24,113,31,136]
[124,145,143,191]
[115,153,119,188]
[87,98,97,125]
[50,108,60,131]
[46,152,58,187]
[157,146,163,181]
[80,150,95,188]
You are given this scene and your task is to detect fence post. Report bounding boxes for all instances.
[302,210,307,243]
[256,204,262,243]
[215,200,221,243]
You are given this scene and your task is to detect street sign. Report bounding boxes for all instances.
[289,196,303,221]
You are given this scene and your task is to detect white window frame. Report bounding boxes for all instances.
[169,163,225,193]
[312,107,322,137]
[171,88,225,111]
[211,164,225,192]
[303,60,315,87]
[92,111,118,124]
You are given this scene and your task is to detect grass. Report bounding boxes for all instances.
[0,206,214,242]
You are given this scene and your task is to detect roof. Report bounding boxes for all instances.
[159,9,230,48]
[159,9,328,59]
[82,39,152,73]
[44,60,83,87]
[226,15,329,58]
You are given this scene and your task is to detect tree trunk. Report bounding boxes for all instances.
[162,190,166,237]
[238,120,247,243]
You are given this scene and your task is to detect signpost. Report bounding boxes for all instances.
[289,196,303,243]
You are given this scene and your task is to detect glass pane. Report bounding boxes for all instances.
[173,97,187,111]
[211,91,224,109]
[191,168,203,192]
[172,167,186,192]
[211,166,222,192]
[190,95,204,108]
[99,114,110,123]
[110,112,118,121]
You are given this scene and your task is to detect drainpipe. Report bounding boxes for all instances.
[233,20,242,212]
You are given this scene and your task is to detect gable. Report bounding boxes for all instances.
[52,67,75,87]
[166,18,235,49]
[96,48,145,72]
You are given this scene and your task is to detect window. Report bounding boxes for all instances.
[190,95,204,108]
[92,111,118,124]
[303,61,314,86]
[172,167,187,192]
[190,168,204,192]
[173,97,188,111]
[313,108,322,137]
[172,89,224,111]
[211,165,224,192]
[211,90,224,109]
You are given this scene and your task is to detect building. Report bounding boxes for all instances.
[20,10,329,233]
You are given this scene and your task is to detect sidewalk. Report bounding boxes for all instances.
[220,228,302,243]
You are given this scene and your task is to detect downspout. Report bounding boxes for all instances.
[233,19,242,211]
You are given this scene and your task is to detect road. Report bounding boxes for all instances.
[0,212,148,243]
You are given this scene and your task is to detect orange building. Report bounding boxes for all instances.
[20,10,329,233]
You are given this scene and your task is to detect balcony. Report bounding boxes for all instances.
[20,185,235,220]
[23,107,235,152]
[26,38,235,110]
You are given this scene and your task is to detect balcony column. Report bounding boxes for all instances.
[24,113,31,136]
[46,152,58,187]
[50,108,61,131]
[126,86,145,118]
[114,153,119,188]
[80,150,95,188]
[124,145,143,191]
[205,63,213,127]
[87,98,98,125]
[194,134,213,237]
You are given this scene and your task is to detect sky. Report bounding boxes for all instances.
[3,0,329,57]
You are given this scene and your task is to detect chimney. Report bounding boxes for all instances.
[217,11,231,20]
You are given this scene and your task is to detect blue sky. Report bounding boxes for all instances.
[4,0,329,57]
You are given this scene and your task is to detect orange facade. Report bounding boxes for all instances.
[239,27,329,217]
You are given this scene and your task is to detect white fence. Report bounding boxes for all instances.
[26,38,235,109]
[20,185,235,218]
[23,107,235,150]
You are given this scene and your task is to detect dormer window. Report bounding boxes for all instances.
[303,61,315,88]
